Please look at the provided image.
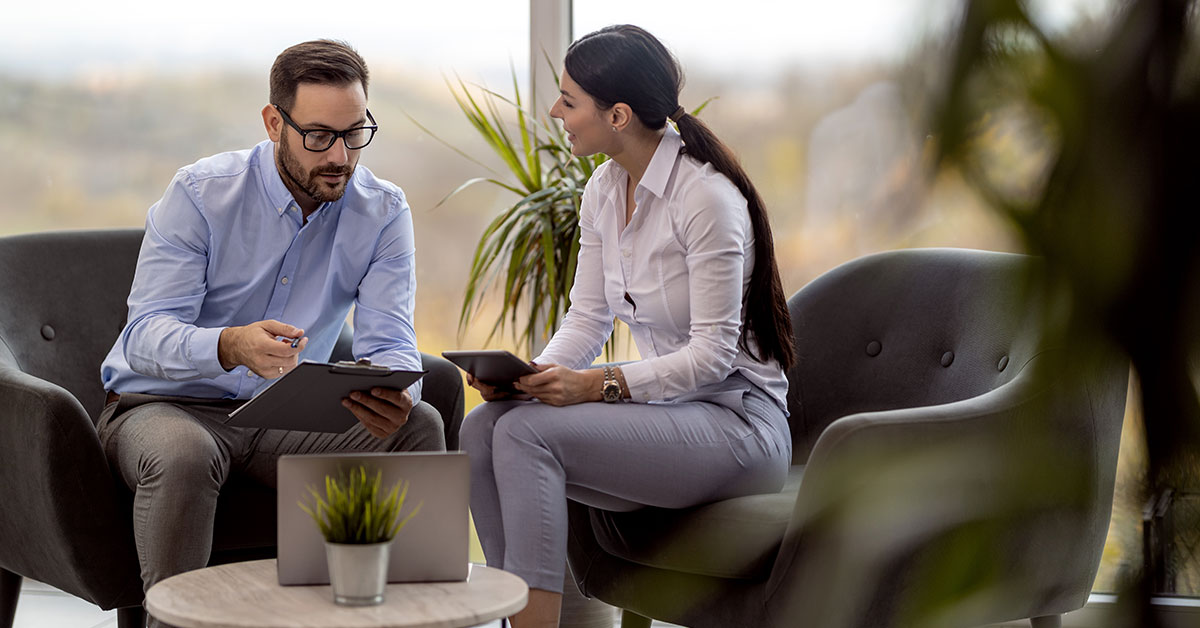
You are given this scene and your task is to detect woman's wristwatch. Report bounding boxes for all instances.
[602,365,622,403]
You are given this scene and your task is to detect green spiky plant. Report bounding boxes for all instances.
[298,465,422,544]
[409,66,711,358]
[408,67,605,357]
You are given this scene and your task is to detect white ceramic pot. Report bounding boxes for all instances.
[325,541,391,606]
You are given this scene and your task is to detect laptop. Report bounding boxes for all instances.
[276,451,470,585]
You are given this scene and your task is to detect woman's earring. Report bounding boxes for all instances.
[612,126,618,132]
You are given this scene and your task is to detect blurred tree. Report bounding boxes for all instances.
[933,0,1200,620]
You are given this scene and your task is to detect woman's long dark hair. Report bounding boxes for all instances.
[565,24,795,369]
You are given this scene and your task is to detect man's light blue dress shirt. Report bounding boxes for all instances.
[100,139,423,403]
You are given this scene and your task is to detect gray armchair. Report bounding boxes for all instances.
[0,228,465,628]
[566,248,1129,627]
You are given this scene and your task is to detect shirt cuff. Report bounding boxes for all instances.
[615,360,658,402]
[408,377,423,407]
[188,326,229,379]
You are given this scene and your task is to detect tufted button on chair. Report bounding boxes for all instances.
[0,229,464,628]
[566,248,1129,628]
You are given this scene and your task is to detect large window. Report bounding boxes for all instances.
[0,0,532,357]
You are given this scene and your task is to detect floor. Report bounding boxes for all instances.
[12,578,118,628]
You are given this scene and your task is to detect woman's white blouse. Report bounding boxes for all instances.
[534,128,788,411]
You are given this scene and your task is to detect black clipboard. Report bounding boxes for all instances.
[226,360,426,433]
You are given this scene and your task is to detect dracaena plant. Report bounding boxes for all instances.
[409,67,606,357]
[298,465,421,545]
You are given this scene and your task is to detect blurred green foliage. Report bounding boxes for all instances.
[933,0,1200,616]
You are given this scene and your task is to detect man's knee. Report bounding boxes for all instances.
[391,401,445,452]
[109,407,228,487]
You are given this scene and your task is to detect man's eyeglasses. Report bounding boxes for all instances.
[274,105,378,152]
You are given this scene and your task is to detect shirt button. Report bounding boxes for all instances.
[246,371,255,378]
[622,249,631,258]
[281,277,289,285]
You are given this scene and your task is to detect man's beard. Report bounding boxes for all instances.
[277,132,355,204]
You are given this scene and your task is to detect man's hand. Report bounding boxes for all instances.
[218,320,308,379]
[342,387,413,439]
[513,363,603,407]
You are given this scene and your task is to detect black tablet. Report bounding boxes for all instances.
[442,350,538,391]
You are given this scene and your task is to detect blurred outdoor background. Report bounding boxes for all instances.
[0,0,1185,596]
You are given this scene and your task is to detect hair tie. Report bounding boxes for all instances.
[669,106,686,122]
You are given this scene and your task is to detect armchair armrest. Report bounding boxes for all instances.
[419,353,465,450]
[0,366,142,609]
[765,356,1126,626]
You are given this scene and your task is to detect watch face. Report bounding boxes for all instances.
[603,381,621,402]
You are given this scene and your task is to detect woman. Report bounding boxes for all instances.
[458,24,795,628]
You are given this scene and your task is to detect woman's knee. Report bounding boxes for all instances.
[490,403,566,454]
[459,400,524,454]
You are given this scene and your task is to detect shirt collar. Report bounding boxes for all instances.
[637,127,683,200]
[255,140,295,217]
[258,139,341,219]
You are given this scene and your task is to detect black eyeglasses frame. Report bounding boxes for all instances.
[274,105,378,152]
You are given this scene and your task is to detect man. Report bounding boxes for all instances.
[97,39,443,616]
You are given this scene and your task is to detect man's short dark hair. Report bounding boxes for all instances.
[269,39,369,112]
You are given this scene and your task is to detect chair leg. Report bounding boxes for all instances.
[1030,615,1061,628]
[620,609,652,628]
[561,564,613,628]
[0,569,21,628]
[117,605,146,628]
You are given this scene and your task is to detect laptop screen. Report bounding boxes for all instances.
[276,451,470,585]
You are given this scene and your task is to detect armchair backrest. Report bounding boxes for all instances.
[784,248,1044,464]
[0,229,143,423]
[770,247,1128,624]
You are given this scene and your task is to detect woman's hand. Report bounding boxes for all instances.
[514,363,603,407]
[466,372,532,402]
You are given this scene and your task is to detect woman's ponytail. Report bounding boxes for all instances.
[567,25,795,370]
[674,113,795,369]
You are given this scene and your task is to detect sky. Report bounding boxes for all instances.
[0,0,1112,80]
